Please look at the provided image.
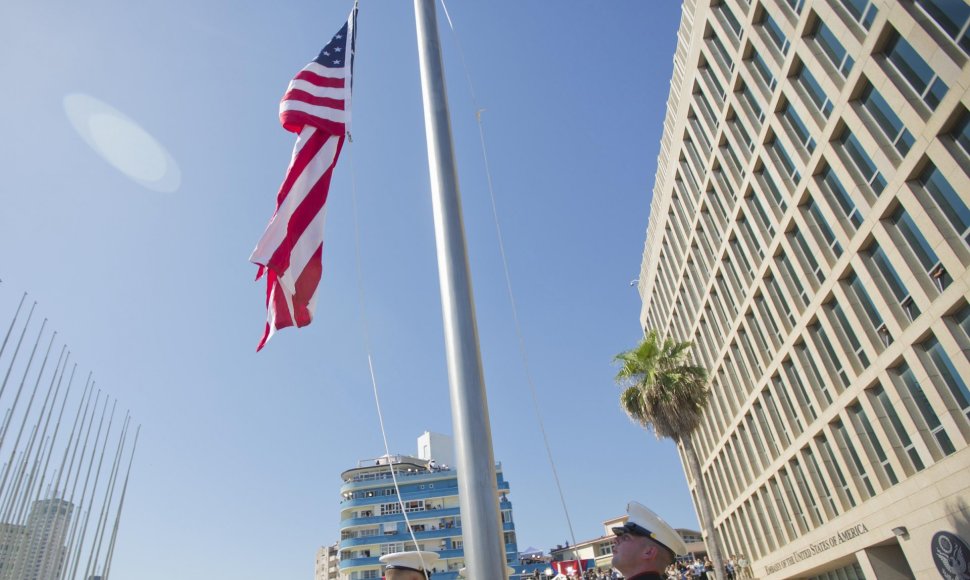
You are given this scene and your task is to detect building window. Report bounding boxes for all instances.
[717,1,744,41]
[858,83,915,157]
[818,165,864,228]
[769,136,801,183]
[782,0,805,16]
[794,64,833,118]
[849,402,899,486]
[897,362,956,456]
[864,243,920,321]
[839,0,878,30]
[738,82,766,124]
[708,31,736,73]
[831,301,871,368]
[760,9,791,55]
[846,272,889,346]
[729,114,755,153]
[872,384,925,472]
[778,252,810,306]
[924,336,970,422]
[890,207,952,291]
[796,341,835,403]
[952,109,970,158]
[790,229,824,284]
[804,198,843,257]
[784,359,818,421]
[812,20,854,76]
[755,166,788,215]
[884,31,949,110]
[817,435,856,508]
[832,420,875,499]
[780,102,816,153]
[749,51,778,92]
[914,163,970,245]
[805,448,838,516]
[700,63,727,103]
[954,303,970,346]
[913,0,970,53]
[769,476,799,539]
[809,320,850,388]
[837,130,886,194]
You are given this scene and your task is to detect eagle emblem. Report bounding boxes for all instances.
[933,531,970,580]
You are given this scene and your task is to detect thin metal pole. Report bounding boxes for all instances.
[413,1,506,577]
[102,424,140,580]
[0,292,27,363]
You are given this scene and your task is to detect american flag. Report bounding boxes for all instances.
[250,7,357,351]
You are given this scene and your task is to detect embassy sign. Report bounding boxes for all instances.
[765,523,869,575]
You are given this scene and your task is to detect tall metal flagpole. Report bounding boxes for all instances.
[413,1,507,578]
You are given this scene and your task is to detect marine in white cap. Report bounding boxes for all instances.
[379,550,440,580]
[610,501,687,580]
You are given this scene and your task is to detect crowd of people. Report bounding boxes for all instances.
[663,554,751,580]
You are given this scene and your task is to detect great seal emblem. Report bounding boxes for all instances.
[933,531,970,580]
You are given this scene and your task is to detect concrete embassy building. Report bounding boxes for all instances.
[638,0,970,578]
[337,433,517,580]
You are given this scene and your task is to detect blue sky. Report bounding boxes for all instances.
[0,1,689,578]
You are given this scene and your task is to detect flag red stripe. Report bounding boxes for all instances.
[273,128,328,206]
[267,137,343,275]
[292,244,323,328]
[280,111,346,137]
[281,89,346,110]
[293,70,345,88]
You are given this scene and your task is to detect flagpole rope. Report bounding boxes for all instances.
[347,140,427,570]
[438,0,580,551]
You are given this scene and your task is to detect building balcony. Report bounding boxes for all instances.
[341,506,461,528]
[340,520,516,549]
[341,498,513,526]
[339,546,519,571]
[340,464,507,493]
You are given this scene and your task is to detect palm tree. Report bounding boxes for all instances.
[614,329,725,580]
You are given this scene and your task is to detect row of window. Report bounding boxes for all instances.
[709,315,969,560]
[646,153,966,380]
[680,204,962,449]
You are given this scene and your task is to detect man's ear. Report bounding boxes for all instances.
[641,542,660,561]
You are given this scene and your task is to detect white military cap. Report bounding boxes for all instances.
[457,565,515,577]
[611,501,687,556]
[379,550,440,574]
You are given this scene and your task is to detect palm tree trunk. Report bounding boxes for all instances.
[681,432,725,580]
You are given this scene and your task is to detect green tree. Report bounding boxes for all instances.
[614,330,725,580]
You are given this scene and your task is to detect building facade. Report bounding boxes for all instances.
[0,499,73,580]
[638,0,970,578]
[338,433,517,579]
[315,542,340,580]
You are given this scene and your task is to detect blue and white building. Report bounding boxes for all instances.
[338,432,518,579]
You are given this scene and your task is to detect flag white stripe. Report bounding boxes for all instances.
[249,132,339,269]
[286,79,347,100]
[291,126,316,159]
[302,61,348,80]
[280,99,347,124]
[279,204,327,295]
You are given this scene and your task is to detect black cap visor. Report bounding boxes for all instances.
[611,523,677,559]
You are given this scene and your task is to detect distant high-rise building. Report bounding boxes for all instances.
[0,498,73,580]
[338,432,517,580]
[315,542,340,580]
[639,1,970,578]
